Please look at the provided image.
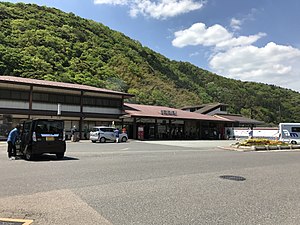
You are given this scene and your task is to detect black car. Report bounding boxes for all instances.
[20,119,66,160]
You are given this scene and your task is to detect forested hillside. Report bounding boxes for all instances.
[0,2,300,124]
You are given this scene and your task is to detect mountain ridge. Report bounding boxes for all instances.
[0,2,299,124]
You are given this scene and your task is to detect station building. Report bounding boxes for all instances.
[122,103,230,140]
[0,76,238,140]
[181,103,264,139]
[0,76,133,139]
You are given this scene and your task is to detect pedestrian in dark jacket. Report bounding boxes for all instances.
[7,125,21,160]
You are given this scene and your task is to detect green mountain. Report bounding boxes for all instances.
[0,2,300,124]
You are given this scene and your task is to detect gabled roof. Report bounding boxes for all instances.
[0,76,134,98]
[181,103,228,114]
[124,103,230,122]
[214,114,264,125]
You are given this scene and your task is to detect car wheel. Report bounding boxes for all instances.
[121,137,127,142]
[91,140,96,143]
[100,137,106,143]
[291,140,297,145]
[56,153,65,160]
[25,152,33,161]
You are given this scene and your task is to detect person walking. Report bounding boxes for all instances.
[7,125,21,160]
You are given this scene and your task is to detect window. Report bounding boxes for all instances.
[291,127,300,132]
[96,99,103,106]
[107,128,114,132]
[35,120,64,133]
[65,95,80,105]
[109,99,122,107]
[46,93,64,103]
[83,97,94,106]
[100,128,114,132]
[0,89,11,98]
[11,91,21,100]
[33,92,81,105]
[31,91,122,108]
[83,97,122,108]
[91,128,99,132]
[0,89,29,101]
[220,105,227,112]
[33,93,49,102]
[23,122,31,132]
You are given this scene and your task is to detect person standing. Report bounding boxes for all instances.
[122,127,127,134]
[71,125,77,142]
[84,126,88,140]
[7,125,21,160]
[114,128,120,143]
[248,127,254,139]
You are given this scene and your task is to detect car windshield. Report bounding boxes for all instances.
[35,120,64,134]
[91,128,99,132]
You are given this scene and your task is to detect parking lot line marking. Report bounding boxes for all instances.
[0,218,33,225]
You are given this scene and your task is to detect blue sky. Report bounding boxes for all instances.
[2,0,300,92]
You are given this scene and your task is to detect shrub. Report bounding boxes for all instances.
[239,138,287,146]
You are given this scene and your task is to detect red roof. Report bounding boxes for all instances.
[124,103,230,122]
[0,75,133,98]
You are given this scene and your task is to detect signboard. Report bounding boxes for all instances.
[161,110,177,116]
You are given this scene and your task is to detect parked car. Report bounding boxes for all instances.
[20,119,66,160]
[89,126,128,143]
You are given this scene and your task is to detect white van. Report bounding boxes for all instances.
[89,126,128,143]
[279,123,300,144]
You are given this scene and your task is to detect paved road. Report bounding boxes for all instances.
[0,140,300,224]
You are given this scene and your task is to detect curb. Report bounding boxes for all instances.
[220,145,300,152]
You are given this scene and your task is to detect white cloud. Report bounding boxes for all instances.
[130,0,204,19]
[230,8,258,31]
[189,51,200,57]
[209,42,300,90]
[230,18,242,31]
[94,0,204,19]
[215,33,266,49]
[172,23,265,49]
[172,22,300,91]
[94,0,128,5]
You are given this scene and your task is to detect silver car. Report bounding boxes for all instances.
[89,126,128,143]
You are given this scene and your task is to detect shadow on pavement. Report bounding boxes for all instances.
[17,154,79,162]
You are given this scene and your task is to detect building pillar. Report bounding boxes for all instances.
[28,85,33,119]
[183,121,186,139]
[169,119,172,139]
[133,118,137,139]
[198,121,201,139]
[155,119,158,139]
[79,91,84,140]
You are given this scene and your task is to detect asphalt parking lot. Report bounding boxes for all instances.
[1,140,300,225]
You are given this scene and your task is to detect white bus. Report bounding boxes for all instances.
[279,123,300,144]
[227,123,300,144]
